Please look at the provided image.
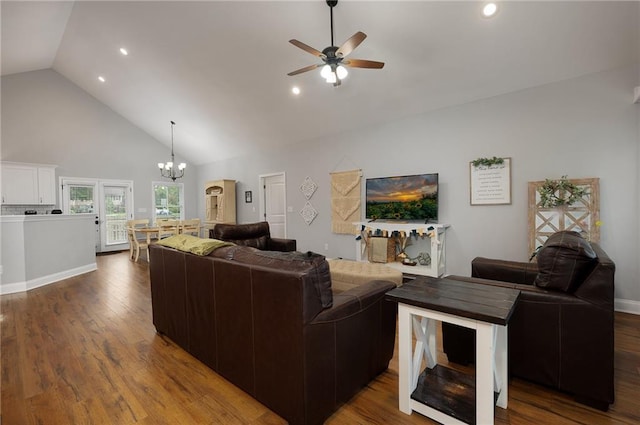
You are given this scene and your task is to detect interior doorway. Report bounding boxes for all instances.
[259,172,287,238]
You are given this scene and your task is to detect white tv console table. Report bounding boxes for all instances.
[354,222,450,277]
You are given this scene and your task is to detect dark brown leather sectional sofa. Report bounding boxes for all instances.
[149,243,397,425]
[442,231,615,410]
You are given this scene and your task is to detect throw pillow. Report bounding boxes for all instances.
[534,231,597,292]
[156,234,234,256]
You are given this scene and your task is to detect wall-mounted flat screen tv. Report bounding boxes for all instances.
[365,173,438,222]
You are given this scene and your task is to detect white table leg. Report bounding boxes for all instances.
[398,304,413,414]
[476,322,495,425]
[426,318,437,369]
[495,324,509,408]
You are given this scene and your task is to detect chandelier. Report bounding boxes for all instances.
[157,120,186,181]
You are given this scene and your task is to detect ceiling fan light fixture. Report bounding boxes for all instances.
[320,64,332,79]
[325,72,337,84]
[336,65,348,80]
[287,0,384,86]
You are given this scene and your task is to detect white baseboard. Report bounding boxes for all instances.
[615,298,640,315]
[1,281,27,295]
[0,263,97,295]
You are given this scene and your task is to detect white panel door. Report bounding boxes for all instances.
[261,173,286,238]
[99,182,133,252]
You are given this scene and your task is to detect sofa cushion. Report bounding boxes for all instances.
[156,234,234,256]
[229,249,333,308]
[229,234,268,250]
[534,231,597,292]
[327,259,402,294]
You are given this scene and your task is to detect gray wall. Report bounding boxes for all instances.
[198,64,640,307]
[1,69,198,221]
[1,65,638,309]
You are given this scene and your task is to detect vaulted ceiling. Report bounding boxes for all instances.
[2,1,638,165]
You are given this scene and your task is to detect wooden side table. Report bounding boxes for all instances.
[386,276,520,425]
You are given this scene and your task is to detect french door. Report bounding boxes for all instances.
[61,178,134,253]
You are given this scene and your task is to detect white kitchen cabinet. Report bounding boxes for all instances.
[37,166,56,204]
[1,162,57,205]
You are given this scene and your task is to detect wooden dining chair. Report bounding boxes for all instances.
[156,218,180,239]
[127,219,150,262]
[180,218,201,236]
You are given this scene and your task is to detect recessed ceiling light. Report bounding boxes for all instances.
[119,47,128,56]
[482,2,498,18]
[98,76,106,83]
[292,86,301,95]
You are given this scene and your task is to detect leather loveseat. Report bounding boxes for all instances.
[149,243,397,425]
[210,221,297,252]
[442,231,615,410]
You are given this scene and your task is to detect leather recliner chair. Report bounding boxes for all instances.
[210,221,297,252]
[442,231,615,411]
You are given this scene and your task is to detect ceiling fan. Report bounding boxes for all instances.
[287,0,385,87]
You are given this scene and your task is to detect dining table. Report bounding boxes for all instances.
[131,226,160,245]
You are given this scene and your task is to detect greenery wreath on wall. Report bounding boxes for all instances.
[537,175,588,208]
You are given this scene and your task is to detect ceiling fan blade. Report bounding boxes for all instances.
[289,39,325,58]
[287,64,321,76]
[336,31,367,57]
[343,59,385,69]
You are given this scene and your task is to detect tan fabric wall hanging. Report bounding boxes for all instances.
[330,169,362,234]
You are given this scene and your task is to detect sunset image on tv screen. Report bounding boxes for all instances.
[366,174,438,221]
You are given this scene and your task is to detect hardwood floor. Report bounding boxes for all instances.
[1,251,639,424]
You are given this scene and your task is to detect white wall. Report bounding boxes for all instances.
[1,69,198,221]
[198,64,640,306]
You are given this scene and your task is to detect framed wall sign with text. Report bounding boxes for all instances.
[470,157,511,205]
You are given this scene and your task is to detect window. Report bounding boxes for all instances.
[152,182,184,223]
[68,185,95,214]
